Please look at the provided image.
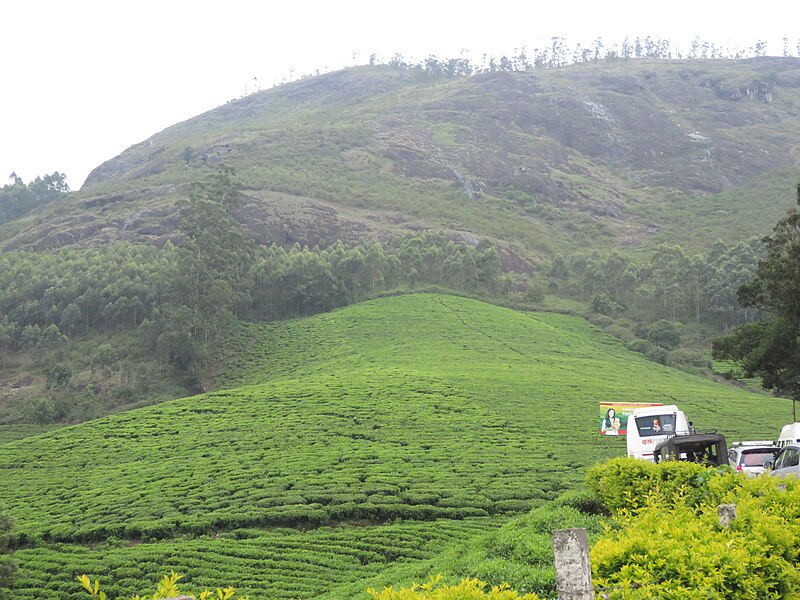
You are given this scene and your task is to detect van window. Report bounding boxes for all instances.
[776,448,800,469]
[636,414,677,437]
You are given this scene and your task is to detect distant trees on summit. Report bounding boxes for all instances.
[370,35,800,78]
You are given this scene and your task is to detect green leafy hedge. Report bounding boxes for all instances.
[367,575,540,600]
[586,456,709,512]
[78,571,246,600]
[588,458,800,599]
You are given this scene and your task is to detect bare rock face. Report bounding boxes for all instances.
[83,157,135,188]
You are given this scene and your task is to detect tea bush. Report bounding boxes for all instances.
[427,502,604,598]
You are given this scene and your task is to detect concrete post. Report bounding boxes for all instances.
[717,504,737,527]
[552,528,594,600]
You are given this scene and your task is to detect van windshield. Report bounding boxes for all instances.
[636,414,676,437]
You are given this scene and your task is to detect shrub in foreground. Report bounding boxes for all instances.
[586,456,708,512]
[367,575,540,600]
[78,571,248,600]
[589,458,800,599]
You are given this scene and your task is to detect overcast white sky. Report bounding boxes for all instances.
[1,0,798,190]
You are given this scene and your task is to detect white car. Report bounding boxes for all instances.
[728,442,779,477]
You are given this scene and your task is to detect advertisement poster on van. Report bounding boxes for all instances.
[599,402,663,435]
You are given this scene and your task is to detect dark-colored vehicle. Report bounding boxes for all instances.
[768,444,800,478]
[653,433,728,467]
[728,442,779,477]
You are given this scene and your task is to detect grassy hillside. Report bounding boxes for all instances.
[1,294,787,598]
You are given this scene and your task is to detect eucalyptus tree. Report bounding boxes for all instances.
[714,184,800,417]
[158,165,256,376]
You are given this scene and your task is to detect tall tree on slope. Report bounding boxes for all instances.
[713,184,800,418]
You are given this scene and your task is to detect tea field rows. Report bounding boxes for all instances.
[1,370,565,543]
[11,518,498,600]
[2,293,788,598]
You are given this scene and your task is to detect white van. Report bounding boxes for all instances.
[777,423,800,448]
[627,404,692,461]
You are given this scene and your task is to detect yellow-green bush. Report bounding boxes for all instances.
[589,460,800,599]
[586,456,709,512]
[367,575,540,600]
[78,571,247,600]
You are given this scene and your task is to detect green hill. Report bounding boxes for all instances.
[1,294,787,598]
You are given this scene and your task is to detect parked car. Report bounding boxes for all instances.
[653,432,728,467]
[768,444,800,478]
[727,441,779,477]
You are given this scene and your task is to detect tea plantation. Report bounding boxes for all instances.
[0,294,787,598]
[10,519,498,599]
